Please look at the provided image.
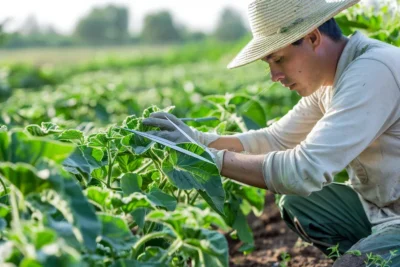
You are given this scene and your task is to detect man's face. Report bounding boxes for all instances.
[261,37,325,97]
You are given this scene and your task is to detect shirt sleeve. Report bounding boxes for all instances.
[263,59,400,196]
[234,90,323,154]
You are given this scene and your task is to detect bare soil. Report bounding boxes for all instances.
[228,192,334,267]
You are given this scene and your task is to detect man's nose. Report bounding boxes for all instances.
[270,70,285,83]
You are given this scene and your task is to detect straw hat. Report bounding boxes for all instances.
[227,0,360,69]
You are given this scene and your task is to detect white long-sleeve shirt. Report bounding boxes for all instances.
[236,31,400,231]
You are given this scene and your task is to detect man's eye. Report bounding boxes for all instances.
[274,57,283,63]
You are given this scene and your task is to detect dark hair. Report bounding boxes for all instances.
[292,18,343,45]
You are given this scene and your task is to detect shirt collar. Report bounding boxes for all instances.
[333,31,370,86]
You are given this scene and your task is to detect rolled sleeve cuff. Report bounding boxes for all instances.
[234,131,261,153]
[262,152,279,194]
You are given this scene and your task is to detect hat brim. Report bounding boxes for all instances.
[227,0,359,69]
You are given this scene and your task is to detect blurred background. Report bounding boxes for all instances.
[0,1,250,65]
[0,0,399,131]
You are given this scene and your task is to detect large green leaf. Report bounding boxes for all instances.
[52,173,101,252]
[162,143,225,214]
[147,189,177,212]
[0,162,62,195]
[1,160,100,252]
[224,197,254,245]
[62,146,107,180]
[0,131,75,165]
[98,213,137,251]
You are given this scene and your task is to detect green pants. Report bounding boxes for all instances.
[279,183,400,266]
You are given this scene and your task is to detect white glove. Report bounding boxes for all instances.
[208,148,226,173]
[142,112,220,146]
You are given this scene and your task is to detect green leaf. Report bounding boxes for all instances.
[111,259,165,267]
[62,146,107,181]
[85,187,112,210]
[232,208,253,244]
[118,193,157,213]
[116,155,143,173]
[121,173,142,196]
[87,133,109,148]
[0,131,9,161]
[57,130,84,143]
[1,131,75,165]
[237,186,266,217]
[147,189,177,211]
[20,258,42,267]
[0,162,62,195]
[146,206,227,238]
[121,134,154,155]
[25,122,61,137]
[131,208,147,229]
[33,229,57,249]
[45,216,81,250]
[57,174,101,252]
[185,228,228,267]
[229,95,266,130]
[224,197,254,245]
[122,115,141,130]
[98,213,138,251]
[162,143,225,214]
[0,203,10,218]
[138,246,170,264]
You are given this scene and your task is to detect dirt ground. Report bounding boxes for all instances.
[228,193,334,267]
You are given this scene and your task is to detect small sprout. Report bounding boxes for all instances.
[279,252,291,267]
[327,243,341,259]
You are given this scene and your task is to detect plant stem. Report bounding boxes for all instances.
[134,160,153,174]
[106,143,113,188]
[185,190,192,205]
[145,221,156,235]
[160,239,182,262]
[0,174,8,195]
[177,189,183,203]
[189,191,200,205]
[131,231,170,259]
[9,186,31,257]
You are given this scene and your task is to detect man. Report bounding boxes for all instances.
[143,0,400,265]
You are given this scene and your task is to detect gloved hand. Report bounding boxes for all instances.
[142,112,220,146]
[208,148,226,173]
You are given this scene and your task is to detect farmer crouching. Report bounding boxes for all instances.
[143,0,400,265]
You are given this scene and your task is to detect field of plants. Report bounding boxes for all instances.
[0,3,399,266]
[0,41,311,266]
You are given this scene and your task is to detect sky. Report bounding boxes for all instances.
[1,0,394,35]
[0,0,250,34]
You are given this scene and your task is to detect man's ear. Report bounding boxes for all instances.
[306,29,322,51]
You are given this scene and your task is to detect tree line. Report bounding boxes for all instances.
[1,5,248,49]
